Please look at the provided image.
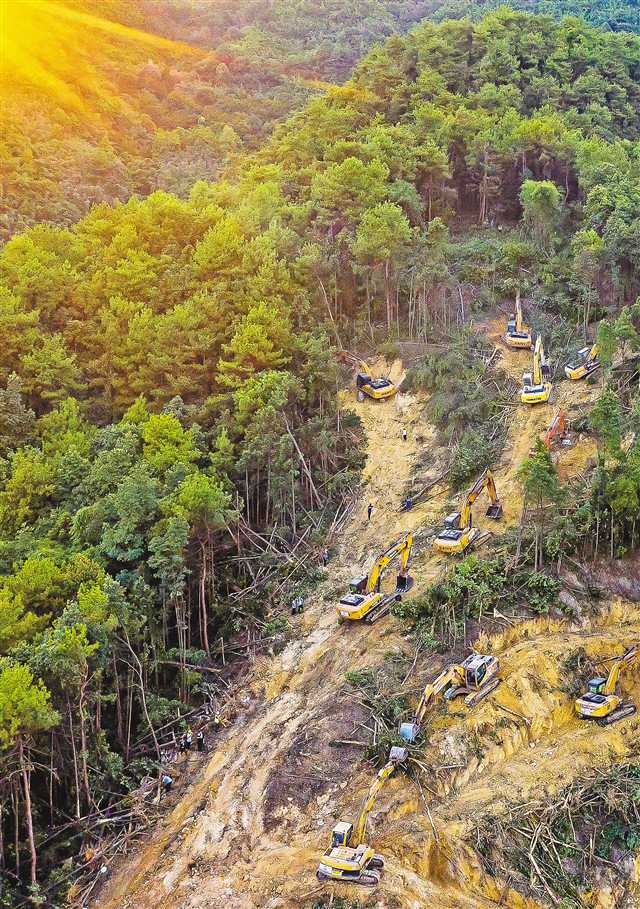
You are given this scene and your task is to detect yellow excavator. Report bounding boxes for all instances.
[433,469,502,555]
[575,644,638,725]
[504,291,533,349]
[338,534,413,624]
[399,653,501,743]
[337,351,397,402]
[521,335,552,405]
[316,749,405,886]
[565,343,600,381]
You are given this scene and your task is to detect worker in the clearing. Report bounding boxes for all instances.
[402,428,407,442]
[322,547,329,567]
[367,503,373,521]
[196,730,205,752]
[186,727,193,750]
[291,596,304,615]
[162,773,173,795]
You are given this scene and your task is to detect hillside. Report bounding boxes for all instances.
[92,338,635,909]
[2,0,640,238]
[3,6,640,908]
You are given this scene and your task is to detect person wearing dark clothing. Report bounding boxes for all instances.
[322,547,329,567]
[291,596,304,615]
[196,730,205,752]
[367,503,373,521]
[402,428,407,441]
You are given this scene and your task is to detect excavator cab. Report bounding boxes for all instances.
[586,676,608,696]
[348,575,369,594]
[458,653,494,692]
[331,821,353,847]
[565,345,600,381]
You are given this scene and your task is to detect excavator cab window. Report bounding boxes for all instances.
[469,662,486,687]
[331,822,352,847]
[349,575,368,594]
[443,511,462,530]
[507,317,516,334]
[587,677,607,695]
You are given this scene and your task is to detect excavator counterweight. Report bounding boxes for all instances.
[433,469,502,555]
[338,533,413,624]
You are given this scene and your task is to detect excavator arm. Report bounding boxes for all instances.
[515,291,523,333]
[413,664,462,728]
[352,761,397,846]
[544,409,566,448]
[459,470,500,529]
[604,645,638,694]
[366,553,393,593]
[533,336,543,386]
[366,535,413,593]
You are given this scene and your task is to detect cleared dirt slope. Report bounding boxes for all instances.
[95,338,634,909]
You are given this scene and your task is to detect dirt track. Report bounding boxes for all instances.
[94,335,640,909]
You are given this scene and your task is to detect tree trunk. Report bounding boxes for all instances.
[18,739,37,887]
[67,696,81,818]
[199,540,210,654]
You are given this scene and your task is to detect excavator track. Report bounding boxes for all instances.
[464,677,501,707]
[364,592,402,624]
[316,869,381,886]
[461,530,493,554]
[597,702,637,726]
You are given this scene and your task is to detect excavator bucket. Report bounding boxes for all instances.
[389,745,408,763]
[486,503,503,519]
[399,721,419,743]
[396,573,414,592]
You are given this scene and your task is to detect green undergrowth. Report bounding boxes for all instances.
[403,327,512,489]
[344,654,415,765]
[473,761,640,906]
[393,555,561,646]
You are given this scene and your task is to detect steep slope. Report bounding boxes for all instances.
[95,341,626,909]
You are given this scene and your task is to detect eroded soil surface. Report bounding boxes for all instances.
[95,336,640,909]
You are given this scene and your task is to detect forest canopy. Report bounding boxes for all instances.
[2,0,640,238]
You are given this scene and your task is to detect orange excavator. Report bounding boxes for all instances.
[543,409,568,449]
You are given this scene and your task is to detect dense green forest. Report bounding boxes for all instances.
[3,0,640,239]
[3,4,640,906]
